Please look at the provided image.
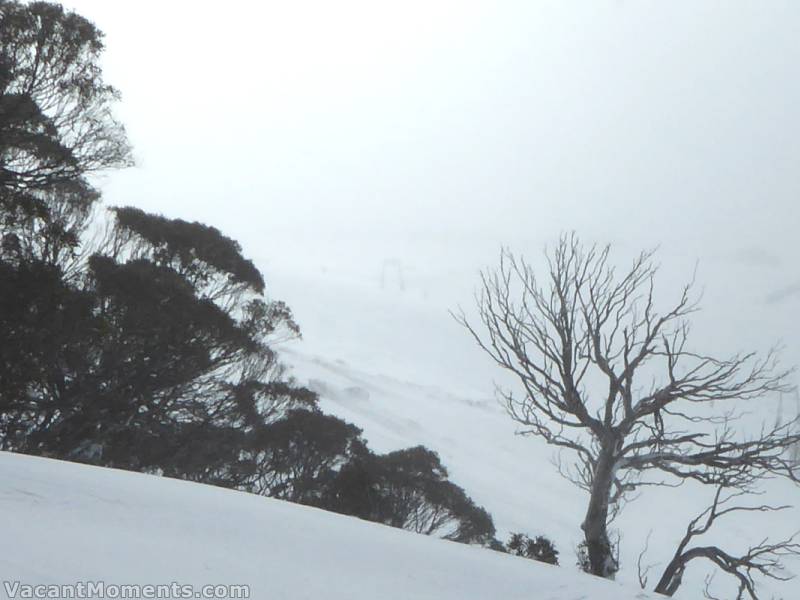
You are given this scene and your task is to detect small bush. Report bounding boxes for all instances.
[506,532,559,565]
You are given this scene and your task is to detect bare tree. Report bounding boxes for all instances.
[639,484,800,599]
[790,391,800,467]
[456,233,798,580]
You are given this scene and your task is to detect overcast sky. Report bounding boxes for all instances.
[61,0,799,393]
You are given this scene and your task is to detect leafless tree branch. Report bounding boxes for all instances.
[651,484,800,598]
[456,233,798,580]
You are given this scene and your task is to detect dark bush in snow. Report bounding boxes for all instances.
[507,532,559,566]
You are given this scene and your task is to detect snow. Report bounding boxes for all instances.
[0,451,661,600]
[1,242,795,600]
[263,258,800,600]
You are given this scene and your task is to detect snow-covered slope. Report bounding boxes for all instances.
[2,247,793,599]
[263,258,800,600]
[287,350,800,600]
[0,451,660,600]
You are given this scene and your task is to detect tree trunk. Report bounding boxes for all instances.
[581,446,618,578]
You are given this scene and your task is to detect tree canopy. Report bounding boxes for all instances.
[0,0,497,554]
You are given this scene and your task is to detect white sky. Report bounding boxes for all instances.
[62,0,800,392]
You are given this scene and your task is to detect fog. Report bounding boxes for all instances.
[62,0,799,394]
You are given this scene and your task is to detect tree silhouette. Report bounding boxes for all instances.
[458,234,798,584]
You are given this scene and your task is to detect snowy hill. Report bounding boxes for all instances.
[0,451,661,600]
[263,258,800,600]
[1,252,793,600]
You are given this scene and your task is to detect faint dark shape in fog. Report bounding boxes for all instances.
[733,246,782,268]
[765,281,800,304]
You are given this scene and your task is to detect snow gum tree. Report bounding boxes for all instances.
[457,234,799,585]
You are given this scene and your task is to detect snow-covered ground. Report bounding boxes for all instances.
[0,451,662,600]
[2,242,793,599]
[0,253,794,600]
[263,250,800,600]
[7,2,797,597]
[2,242,795,600]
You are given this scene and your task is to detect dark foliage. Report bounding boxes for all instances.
[0,0,499,554]
[507,532,559,565]
[323,446,496,545]
[1,210,316,468]
[0,258,97,449]
[111,207,266,296]
[1,0,131,252]
[242,409,367,503]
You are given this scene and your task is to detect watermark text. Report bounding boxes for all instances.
[2,581,250,599]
